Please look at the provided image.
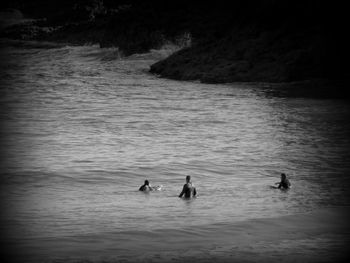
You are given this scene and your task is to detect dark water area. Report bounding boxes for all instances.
[0,40,350,262]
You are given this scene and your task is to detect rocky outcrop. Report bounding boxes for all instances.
[150,1,347,84]
[0,0,106,44]
[0,1,347,87]
[0,2,190,52]
[150,26,327,83]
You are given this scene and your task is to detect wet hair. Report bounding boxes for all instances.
[144,180,149,185]
[281,173,286,179]
[186,175,191,182]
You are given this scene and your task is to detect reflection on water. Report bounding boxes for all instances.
[0,41,349,262]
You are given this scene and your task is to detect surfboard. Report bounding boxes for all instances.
[152,185,162,191]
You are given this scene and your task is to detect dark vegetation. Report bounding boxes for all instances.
[0,0,348,88]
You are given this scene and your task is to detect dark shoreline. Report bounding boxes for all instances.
[0,1,348,98]
[1,38,347,100]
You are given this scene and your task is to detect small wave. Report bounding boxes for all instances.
[0,9,34,29]
[126,32,191,61]
[127,43,184,61]
[0,38,67,49]
[79,46,123,61]
[72,160,94,163]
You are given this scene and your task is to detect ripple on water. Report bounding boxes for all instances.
[0,43,349,263]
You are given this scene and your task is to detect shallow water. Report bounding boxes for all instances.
[0,40,349,262]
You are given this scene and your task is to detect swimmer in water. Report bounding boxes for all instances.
[179,175,197,198]
[276,173,291,189]
[139,180,153,191]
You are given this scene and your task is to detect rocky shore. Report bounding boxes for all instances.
[0,1,193,53]
[0,1,347,89]
[149,2,347,86]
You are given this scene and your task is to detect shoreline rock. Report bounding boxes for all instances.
[149,20,345,86]
[0,1,347,95]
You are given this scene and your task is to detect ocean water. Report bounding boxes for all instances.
[0,40,349,263]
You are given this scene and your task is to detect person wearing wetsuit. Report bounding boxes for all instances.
[179,175,197,198]
[139,180,152,191]
[277,173,291,189]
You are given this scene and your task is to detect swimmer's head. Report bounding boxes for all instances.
[144,180,149,185]
[281,173,286,180]
[186,175,191,182]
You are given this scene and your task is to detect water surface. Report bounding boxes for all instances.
[0,41,349,262]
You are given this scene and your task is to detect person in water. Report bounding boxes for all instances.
[139,180,153,191]
[179,175,197,198]
[276,173,291,189]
